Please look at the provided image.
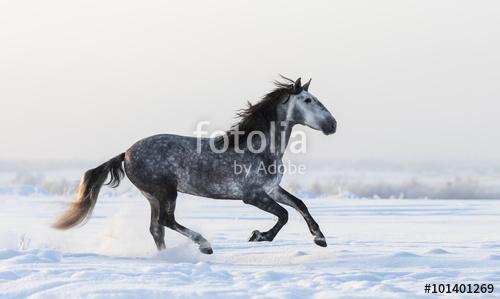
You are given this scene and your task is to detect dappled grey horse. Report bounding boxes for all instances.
[53,77,337,254]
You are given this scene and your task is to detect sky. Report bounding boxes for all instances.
[1,0,499,164]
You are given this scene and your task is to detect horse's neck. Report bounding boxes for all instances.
[270,98,296,159]
[265,120,294,160]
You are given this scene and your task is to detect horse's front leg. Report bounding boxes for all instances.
[270,186,327,247]
[243,192,288,242]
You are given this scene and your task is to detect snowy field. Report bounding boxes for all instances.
[2,195,500,298]
[1,166,500,298]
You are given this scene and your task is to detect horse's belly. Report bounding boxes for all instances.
[175,170,246,199]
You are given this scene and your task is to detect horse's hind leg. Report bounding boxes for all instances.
[157,189,213,254]
[243,192,288,242]
[143,193,165,250]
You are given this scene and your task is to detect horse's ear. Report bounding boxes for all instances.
[303,78,311,91]
[294,77,302,89]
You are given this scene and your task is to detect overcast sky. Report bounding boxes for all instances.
[1,0,499,163]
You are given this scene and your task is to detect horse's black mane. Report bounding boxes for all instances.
[216,76,302,148]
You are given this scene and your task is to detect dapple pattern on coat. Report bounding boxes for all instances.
[53,76,337,254]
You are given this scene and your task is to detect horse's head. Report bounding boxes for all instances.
[284,78,337,135]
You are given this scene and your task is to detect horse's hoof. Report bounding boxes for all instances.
[199,247,213,254]
[314,236,327,247]
[248,230,262,242]
[199,242,213,254]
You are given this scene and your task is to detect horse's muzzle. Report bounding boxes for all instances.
[322,119,337,135]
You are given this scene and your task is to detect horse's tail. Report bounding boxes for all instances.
[52,153,125,230]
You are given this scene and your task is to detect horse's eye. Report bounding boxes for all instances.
[304,98,312,104]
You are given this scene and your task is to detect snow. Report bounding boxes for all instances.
[1,186,500,298]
